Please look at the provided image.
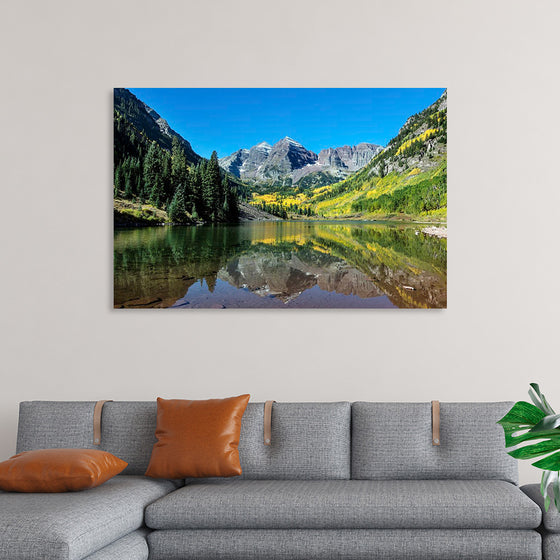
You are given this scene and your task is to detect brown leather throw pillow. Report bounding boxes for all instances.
[145,394,250,479]
[0,448,128,492]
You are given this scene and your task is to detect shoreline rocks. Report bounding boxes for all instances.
[421,226,447,238]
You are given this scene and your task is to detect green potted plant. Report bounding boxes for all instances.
[498,383,560,512]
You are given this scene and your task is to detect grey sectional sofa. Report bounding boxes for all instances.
[0,400,555,559]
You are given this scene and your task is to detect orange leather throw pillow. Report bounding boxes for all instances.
[0,448,128,492]
[145,395,250,479]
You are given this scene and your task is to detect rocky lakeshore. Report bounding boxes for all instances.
[421,226,447,238]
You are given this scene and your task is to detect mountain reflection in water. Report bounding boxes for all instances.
[113,221,446,309]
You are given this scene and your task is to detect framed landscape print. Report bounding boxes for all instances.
[113,88,447,309]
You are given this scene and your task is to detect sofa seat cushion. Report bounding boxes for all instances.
[544,533,560,560]
[83,529,149,560]
[522,484,560,533]
[145,479,541,531]
[147,529,542,560]
[0,475,179,560]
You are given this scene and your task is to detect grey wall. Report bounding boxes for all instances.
[0,0,558,485]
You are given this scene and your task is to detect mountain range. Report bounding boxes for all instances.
[114,87,446,222]
[114,88,382,191]
[219,138,382,188]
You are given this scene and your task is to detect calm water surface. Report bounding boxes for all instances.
[114,221,446,309]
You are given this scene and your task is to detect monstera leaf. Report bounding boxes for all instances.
[498,383,560,512]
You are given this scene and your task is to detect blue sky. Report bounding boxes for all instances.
[129,88,446,159]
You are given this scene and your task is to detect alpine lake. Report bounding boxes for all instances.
[114,220,447,309]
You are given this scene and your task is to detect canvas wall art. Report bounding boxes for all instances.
[113,88,447,309]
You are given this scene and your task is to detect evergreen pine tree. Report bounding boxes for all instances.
[222,192,230,220]
[191,204,199,222]
[162,151,172,206]
[124,175,133,198]
[205,151,222,221]
[201,166,213,220]
[143,142,165,207]
[169,183,187,223]
[220,178,230,221]
[171,138,193,209]
[192,164,205,218]
[224,183,239,222]
[136,176,143,199]
[171,137,187,187]
[114,164,124,196]
[182,167,192,208]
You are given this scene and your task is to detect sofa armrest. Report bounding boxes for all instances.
[522,484,560,534]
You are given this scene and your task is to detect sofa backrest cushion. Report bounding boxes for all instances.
[17,401,352,479]
[17,401,158,475]
[351,402,518,484]
[238,402,351,480]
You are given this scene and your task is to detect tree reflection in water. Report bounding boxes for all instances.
[114,221,446,309]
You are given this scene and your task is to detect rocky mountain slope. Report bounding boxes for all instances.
[220,137,382,188]
[306,90,447,219]
[114,88,201,166]
[237,202,282,222]
[366,90,447,177]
